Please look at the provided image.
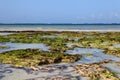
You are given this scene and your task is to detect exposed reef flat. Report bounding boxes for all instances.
[0,31,120,80]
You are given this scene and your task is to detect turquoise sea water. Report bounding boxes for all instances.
[0,24,120,30]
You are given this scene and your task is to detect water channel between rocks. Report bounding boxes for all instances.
[66,47,120,64]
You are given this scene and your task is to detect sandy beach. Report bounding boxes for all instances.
[0,27,120,32]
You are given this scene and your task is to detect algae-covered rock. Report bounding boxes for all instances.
[0,49,81,68]
[75,63,119,80]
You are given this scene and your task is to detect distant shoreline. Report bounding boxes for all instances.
[0,24,120,32]
[0,23,120,25]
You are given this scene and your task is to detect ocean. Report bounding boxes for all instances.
[0,24,120,31]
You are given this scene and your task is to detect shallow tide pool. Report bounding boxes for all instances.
[0,42,50,53]
[66,47,120,64]
[0,32,13,35]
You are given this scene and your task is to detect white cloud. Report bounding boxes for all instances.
[110,12,120,18]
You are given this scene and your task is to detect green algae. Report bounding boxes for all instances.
[0,49,80,68]
[104,49,120,57]
[82,53,93,56]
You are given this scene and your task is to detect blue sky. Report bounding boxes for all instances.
[0,0,120,23]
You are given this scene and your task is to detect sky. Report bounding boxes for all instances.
[0,0,120,23]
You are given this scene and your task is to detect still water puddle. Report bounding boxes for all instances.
[0,42,49,53]
[102,63,120,78]
[66,47,120,64]
[41,36,56,39]
[0,32,13,35]
[113,44,120,48]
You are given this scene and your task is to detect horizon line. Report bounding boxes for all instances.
[0,23,120,25]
